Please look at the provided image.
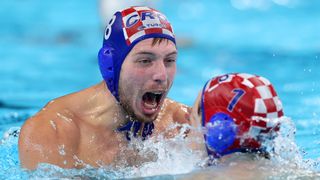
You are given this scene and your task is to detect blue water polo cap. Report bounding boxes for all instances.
[98,6,176,101]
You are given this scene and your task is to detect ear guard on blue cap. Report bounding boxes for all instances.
[98,46,120,101]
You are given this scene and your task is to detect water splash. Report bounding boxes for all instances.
[0,127,28,180]
[109,123,205,178]
[0,118,320,179]
[263,116,320,178]
[22,123,205,179]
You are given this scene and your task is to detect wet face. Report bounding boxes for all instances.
[118,38,177,122]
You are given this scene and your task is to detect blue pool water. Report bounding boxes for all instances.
[1,0,320,178]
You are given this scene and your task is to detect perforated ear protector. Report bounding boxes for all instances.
[205,112,237,156]
[201,81,238,157]
[98,45,119,100]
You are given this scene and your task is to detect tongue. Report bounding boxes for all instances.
[144,94,158,109]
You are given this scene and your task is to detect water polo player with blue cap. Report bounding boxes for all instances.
[19,6,190,170]
[190,73,284,158]
[98,6,175,101]
[98,6,179,140]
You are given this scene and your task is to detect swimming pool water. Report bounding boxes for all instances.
[1,0,320,178]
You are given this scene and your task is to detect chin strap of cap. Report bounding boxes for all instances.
[117,120,154,141]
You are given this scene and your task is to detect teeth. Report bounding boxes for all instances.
[142,91,165,112]
[144,101,157,109]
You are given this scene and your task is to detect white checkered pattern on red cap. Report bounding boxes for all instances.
[237,73,255,79]
[234,73,284,119]
[121,7,175,46]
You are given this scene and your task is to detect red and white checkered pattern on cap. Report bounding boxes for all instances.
[202,73,284,153]
[204,73,284,122]
[234,73,284,119]
[121,6,175,45]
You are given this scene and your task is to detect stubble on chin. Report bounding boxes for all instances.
[118,83,161,123]
[118,93,153,123]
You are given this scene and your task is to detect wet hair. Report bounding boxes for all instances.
[152,38,170,46]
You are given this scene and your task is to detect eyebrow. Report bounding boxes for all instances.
[134,51,178,57]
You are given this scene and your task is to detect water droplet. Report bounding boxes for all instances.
[73,155,84,167]
[57,113,73,123]
[50,120,56,130]
[90,135,95,143]
[58,144,66,156]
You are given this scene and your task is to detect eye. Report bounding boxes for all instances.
[164,58,176,66]
[166,58,176,63]
[138,58,152,64]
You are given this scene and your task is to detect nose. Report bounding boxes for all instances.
[152,61,167,84]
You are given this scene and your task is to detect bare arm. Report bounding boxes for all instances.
[18,106,80,170]
[172,101,191,125]
[154,99,191,138]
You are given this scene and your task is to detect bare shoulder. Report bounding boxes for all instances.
[18,98,80,170]
[164,98,191,125]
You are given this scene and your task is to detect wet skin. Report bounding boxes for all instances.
[18,39,190,170]
[118,39,177,122]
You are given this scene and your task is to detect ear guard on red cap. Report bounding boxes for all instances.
[205,113,237,156]
[201,73,284,157]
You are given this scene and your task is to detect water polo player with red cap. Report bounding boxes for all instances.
[190,73,284,158]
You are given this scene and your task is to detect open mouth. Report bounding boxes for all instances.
[142,91,164,114]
